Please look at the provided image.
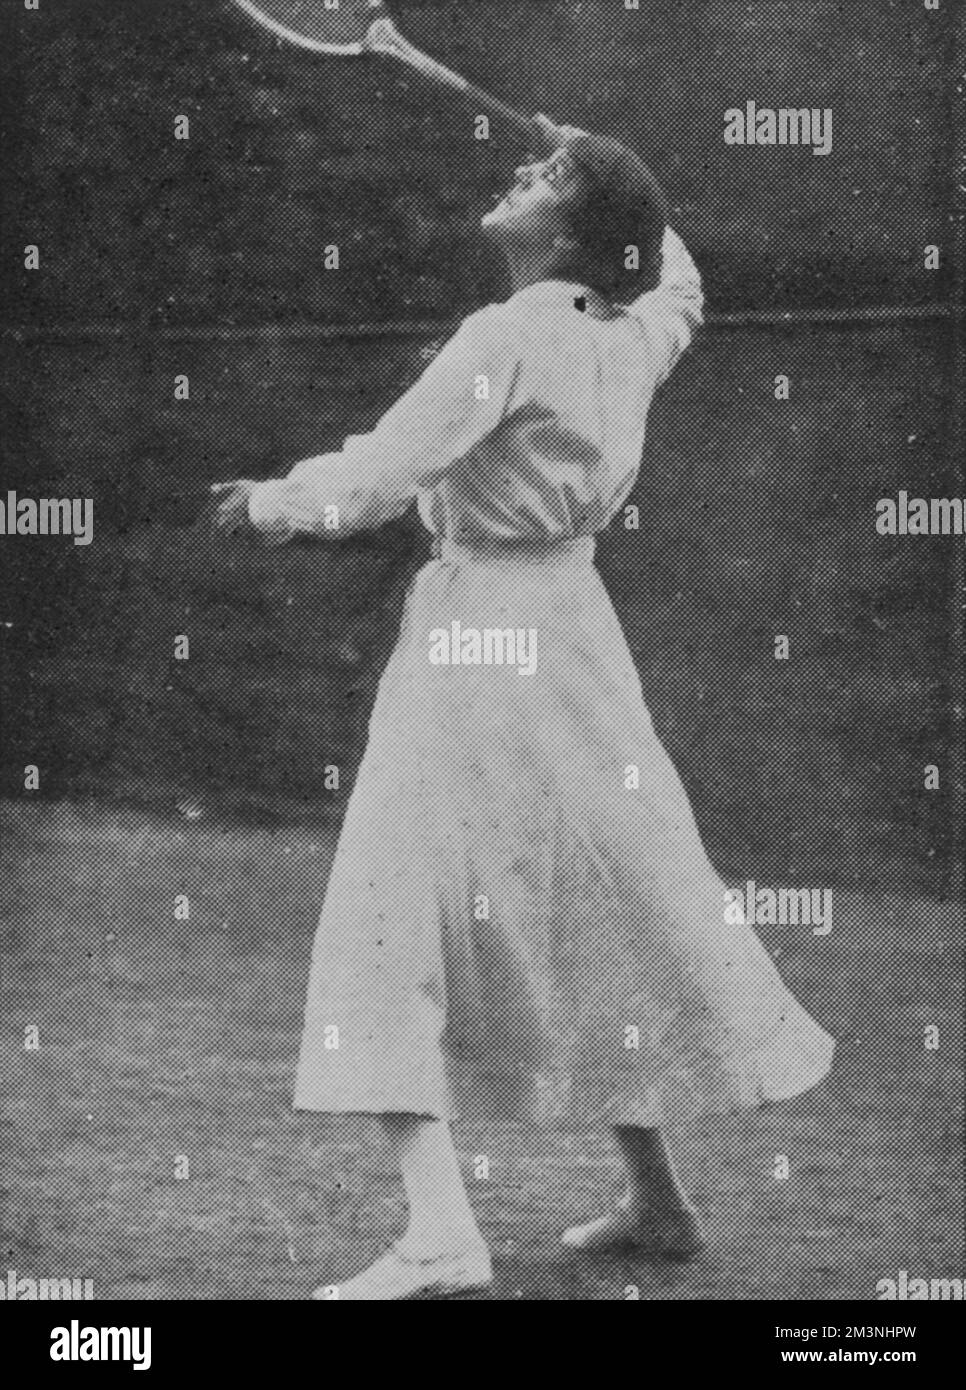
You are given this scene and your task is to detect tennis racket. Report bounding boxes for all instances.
[231,0,546,144]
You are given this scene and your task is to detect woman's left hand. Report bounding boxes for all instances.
[534,113,589,149]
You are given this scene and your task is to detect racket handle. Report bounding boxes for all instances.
[463,83,547,145]
[367,17,545,145]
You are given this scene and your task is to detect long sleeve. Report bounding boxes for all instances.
[248,306,522,542]
[624,227,704,385]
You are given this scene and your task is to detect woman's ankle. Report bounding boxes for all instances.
[622,1187,700,1225]
[395,1221,485,1261]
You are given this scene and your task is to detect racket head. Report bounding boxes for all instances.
[231,0,389,56]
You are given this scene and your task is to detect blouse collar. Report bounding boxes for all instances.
[508,279,591,307]
[507,279,625,321]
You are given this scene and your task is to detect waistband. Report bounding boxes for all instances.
[432,534,596,567]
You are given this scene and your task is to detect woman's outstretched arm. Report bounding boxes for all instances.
[229,307,522,544]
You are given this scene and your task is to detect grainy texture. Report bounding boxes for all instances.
[0,0,962,1311]
[1,803,962,1299]
[1,324,960,895]
[0,0,957,327]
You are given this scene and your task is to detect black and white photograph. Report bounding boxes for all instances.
[1,0,963,1344]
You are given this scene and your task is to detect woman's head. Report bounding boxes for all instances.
[482,129,668,302]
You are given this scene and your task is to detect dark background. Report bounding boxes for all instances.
[0,0,963,1307]
[1,0,959,323]
[0,0,963,897]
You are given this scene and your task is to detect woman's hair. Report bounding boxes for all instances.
[558,132,669,302]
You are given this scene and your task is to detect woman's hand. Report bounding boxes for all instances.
[210,479,258,537]
[534,113,589,150]
[210,478,294,547]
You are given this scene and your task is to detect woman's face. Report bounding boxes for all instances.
[481,146,583,251]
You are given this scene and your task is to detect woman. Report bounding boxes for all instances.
[214,116,835,1300]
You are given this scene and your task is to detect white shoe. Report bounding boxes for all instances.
[311,1242,493,1301]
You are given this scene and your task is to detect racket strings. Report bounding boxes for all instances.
[233,0,384,54]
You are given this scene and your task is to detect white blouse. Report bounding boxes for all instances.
[248,227,703,545]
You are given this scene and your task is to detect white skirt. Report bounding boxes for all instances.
[294,535,834,1127]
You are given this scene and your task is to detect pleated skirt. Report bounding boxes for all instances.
[294,535,834,1127]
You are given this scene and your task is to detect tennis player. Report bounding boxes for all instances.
[214,115,835,1300]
